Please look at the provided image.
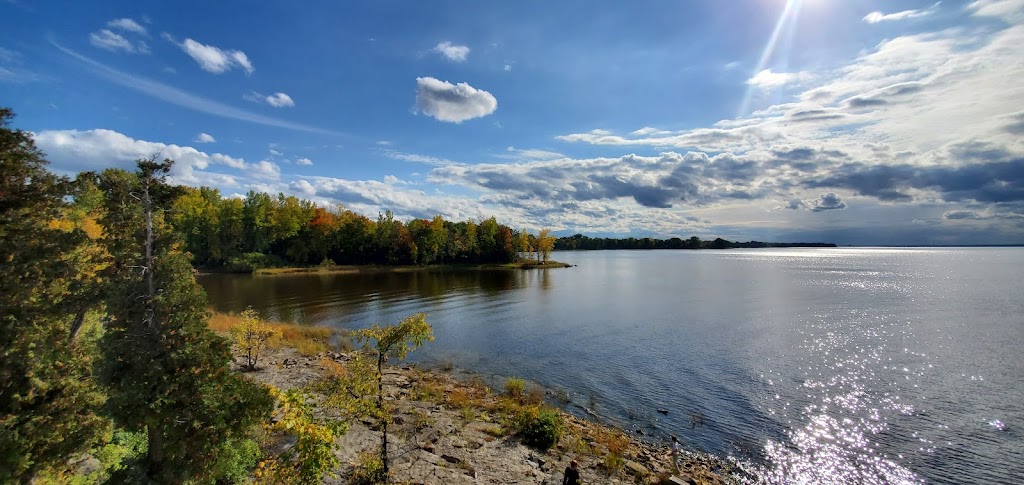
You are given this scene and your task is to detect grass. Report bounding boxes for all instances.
[209,311,334,356]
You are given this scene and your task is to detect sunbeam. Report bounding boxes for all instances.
[737,0,804,117]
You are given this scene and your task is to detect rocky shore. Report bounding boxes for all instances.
[238,345,743,484]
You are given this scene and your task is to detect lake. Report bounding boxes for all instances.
[198,248,1023,484]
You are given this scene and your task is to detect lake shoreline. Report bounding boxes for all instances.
[218,260,574,276]
[234,341,743,484]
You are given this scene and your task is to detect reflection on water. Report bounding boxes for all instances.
[199,249,1024,484]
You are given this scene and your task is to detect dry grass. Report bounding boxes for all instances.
[209,311,334,356]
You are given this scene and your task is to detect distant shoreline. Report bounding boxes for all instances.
[196,260,574,276]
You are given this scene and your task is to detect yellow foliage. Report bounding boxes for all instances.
[209,311,334,357]
[230,307,280,370]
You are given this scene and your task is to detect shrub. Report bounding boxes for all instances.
[349,451,386,485]
[210,437,262,484]
[504,377,526,400]
[225,252,287,272]
[230,307,280,370]
[519,409,563,450]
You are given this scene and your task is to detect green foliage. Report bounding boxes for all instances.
[519,409,563,450]
[335,314,433,476]
[258,387,346,484]
[504,377,526,400]
[97,160,273,482]
[226,252,288,272]
[0,107,110,481]
[348,452,387,485]
[230,307,280,371]
[209,437,262,484]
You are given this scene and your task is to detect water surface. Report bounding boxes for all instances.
[199,248,1023,484]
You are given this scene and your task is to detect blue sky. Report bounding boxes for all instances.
[3,0,1023,245]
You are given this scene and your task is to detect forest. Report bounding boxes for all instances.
[554,233,836,250]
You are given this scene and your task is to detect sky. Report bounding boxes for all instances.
[2,0,1023,245]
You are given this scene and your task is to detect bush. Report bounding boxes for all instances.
[504,377,526,400]
[349,452,386,485]
[225,252,287,272]
[230,307,280,370]
[210,438,261,484]
[519,409,563,450]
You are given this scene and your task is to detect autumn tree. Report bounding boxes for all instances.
[537,228,556,263]
[97,159,272,481]
[341,314,434,479]
[231,307,280,371]
[0,107,109,481]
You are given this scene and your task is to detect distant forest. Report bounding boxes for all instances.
[554,233,836,250]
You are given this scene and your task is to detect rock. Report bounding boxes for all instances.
[392,415,405,425]
[422,441,434,452]
[623,459,649,477]
[441,454,460,464]
[529,454,546,467]
[669,476,697,485]
[657,408,669,415]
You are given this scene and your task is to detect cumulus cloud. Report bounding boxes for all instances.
[243,91,295,107]
[31,128,247,185]
[250,160,281,180]
[296,157,313,166]
[863,3,939,23]
[166,35,253,74]
[195,132,216,143]
[414,77,497,123]
[810,193,847,212]
[433,41,470,62]
[746,69,811,90]
[107,18,147,35]
[265,92,295,107]
[90,30,149,54]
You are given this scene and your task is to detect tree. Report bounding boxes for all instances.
[347,314,433,479]
[536,228,556,263]
[0,107,109,481]
[516,229,532,261]
[97,159,273,482]
[231,307,280,371]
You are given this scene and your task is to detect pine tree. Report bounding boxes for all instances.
[97,159,272,482]
[0,108,109,481]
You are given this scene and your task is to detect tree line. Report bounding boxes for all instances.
[554,233,836,250]
[167,186,562,270]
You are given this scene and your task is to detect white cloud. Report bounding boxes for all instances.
[265,92,295,107]
[504,146,565,160]
[433,41,470,62]
[244,91,296,108]
[746,69,811,90]
[382,150,460,166]
[863,3,939,23]
[195,132,216,143]
[107,18,147,35]
[53,42,340,135]
[504,64,512,71]
[290,179,317,195]
[967,0,1024,21]
[415,77,497,123]
[89,30,149,54]
[168,35,253,74]
[296,157,313,166]
[31,128,246,186]
[251,160,281,180]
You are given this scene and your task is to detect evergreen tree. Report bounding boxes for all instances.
[97,159,272,482]
[0,108,109,481]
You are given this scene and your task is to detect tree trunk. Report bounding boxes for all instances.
[378,352,388,480]
[147,420,164,480]
[143,177,156,330]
